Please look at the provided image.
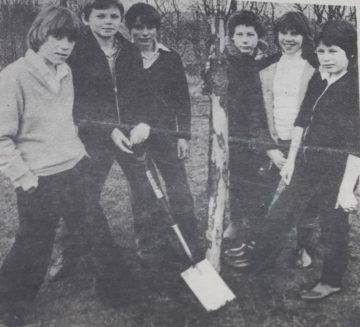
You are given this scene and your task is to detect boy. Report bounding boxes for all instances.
[220,11,274,251]
[0,6,122,325]
[124,3,200,260]
[66,0,163,263]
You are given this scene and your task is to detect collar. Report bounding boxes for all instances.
[25,49,70,81]
[141,41,170,69]
[319,67,348,86]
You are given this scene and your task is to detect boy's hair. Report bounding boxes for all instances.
[125,3,161,30]
[82,0,124,21]
[274,11,314,54]
[228,10,265,39]
[27,6,81,52]
[315,20,357,59]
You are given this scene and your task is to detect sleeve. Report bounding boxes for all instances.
[339,76,360,157]
[247,69,276,153]
[170,52,191,140]
[0,68,35,186]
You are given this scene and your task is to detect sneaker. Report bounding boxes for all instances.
[224,241,256,259]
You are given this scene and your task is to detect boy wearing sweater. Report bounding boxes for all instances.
[0,6,129,325]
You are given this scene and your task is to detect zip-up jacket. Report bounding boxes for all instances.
[68,29,150,147]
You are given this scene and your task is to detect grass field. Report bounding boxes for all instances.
[1,88,360,326]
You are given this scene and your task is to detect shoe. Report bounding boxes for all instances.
[224,255,251,269]
[300,282,341,301]
[224,241,256,259]
[295,248,312,269]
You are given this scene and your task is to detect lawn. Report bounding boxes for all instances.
[1,86,360,326]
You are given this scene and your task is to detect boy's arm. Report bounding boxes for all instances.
[0,69,38,190]
[335,154,360,211]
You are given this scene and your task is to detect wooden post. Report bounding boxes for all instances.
[205,14,229,272]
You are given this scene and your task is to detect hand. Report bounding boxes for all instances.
[14,171,38,193]
[267,149,286,169]
[335,187,358,213]
[177,139,189,159]
[111,128,133,154]
[130,123,150,145]
[280,159,295,185]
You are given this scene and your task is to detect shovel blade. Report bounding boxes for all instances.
[181,259,236,312]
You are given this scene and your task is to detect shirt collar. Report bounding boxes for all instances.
[319,67,347,86]
[141,41,170,69]
[25,49,70,81]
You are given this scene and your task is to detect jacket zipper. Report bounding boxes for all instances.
[112,48,121,126]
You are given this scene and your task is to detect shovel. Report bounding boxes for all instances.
[133,149,236,312]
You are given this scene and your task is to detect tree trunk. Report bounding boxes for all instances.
[205,15,229,272]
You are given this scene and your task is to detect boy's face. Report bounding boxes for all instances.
[232,25,258,55]
[37,35,75,67]
[316,42,349,76]
[278,29,303,55]
[84,6,122,40]
[130,17,157,50]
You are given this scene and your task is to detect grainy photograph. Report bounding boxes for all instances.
[0,0,359,326]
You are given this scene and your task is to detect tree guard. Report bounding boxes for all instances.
[204,15,229,272]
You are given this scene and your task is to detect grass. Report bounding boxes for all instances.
[1,93,360,326]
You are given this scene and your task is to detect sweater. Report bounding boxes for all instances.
[295,69,359,168]
[0,50,86,188]
[273,53,307,140]
[225,45,274,152]
[141,45,191,139]
[68,29,150,147]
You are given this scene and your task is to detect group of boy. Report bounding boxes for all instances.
[0,1,198,325]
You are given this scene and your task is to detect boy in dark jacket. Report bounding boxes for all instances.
[124,3,199,259]
[222,11,275,251]
[65,0,165,266]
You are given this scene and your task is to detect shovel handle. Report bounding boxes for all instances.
[172,224,194,263]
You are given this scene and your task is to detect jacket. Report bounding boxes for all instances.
[143,47,191,140]
[68,29,149,146]
[225,45,274,153]
[295,69,359,168]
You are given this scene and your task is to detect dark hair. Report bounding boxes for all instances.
[274,11,314,55]
[315,20,357,59]
[125,3,161,30]
[27,5,81,52]
[228,10,265,38]
[82,0,124,21]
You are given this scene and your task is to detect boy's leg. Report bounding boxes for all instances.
[148,137,199,255]
[0,177,60,313]
[115,149,166,256]
[60,158,140,304]
[317,176,350,288]
[54,146,115,279]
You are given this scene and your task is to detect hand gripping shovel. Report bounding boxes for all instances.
[134,149,236,312]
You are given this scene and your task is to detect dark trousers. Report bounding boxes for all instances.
[254,159,349,287]
[0,158,118,309]
[147,136,198,248]
[229,142,318,248]
[84,140,165,249]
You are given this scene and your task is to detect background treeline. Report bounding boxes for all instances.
[0,0,357,74]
